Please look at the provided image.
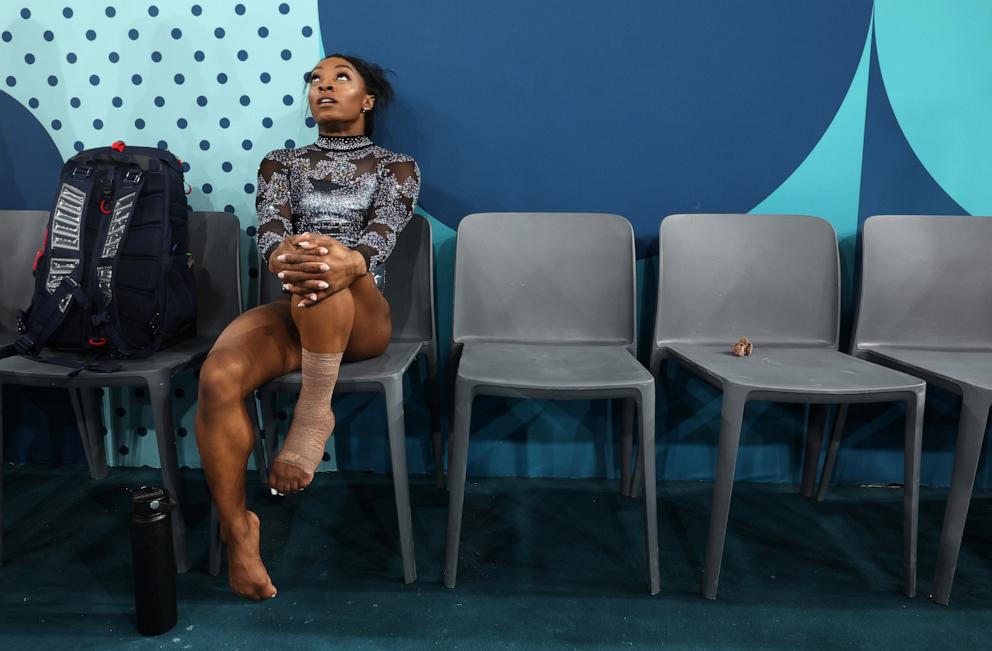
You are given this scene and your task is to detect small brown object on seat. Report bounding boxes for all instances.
[731,336,753,357]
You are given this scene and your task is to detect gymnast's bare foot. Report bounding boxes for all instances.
[223,510,277,600]
[267,460,314,495]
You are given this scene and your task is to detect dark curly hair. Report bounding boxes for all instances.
[305,53,394,136]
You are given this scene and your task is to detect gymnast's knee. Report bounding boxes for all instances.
[198,350,251,409]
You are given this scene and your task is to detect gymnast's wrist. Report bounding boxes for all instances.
[266,247,281,273]
[350,248,370,277]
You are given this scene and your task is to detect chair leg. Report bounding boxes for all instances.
[425,351,445,489]
[81,388,108,480]
[801,404,828,497]
[245,395,267,486]
[620,398,635,497]
[384,379,417,584]
[637,387,661,595]
[931,390,991,605]
[68,389,96,479]
[816,404,850,501]
[443,378,474,589]
[902,390,924,599]
[146,376,191,574]
[702,388,747,600]
[209,500,221,577]
[71,388,108,481]
[260,390,278,479]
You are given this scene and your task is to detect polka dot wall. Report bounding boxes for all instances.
[1,1,324,470]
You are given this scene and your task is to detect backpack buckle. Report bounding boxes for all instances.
[72,166,94,177]
[14,335,35,354]
[122,170,143,184]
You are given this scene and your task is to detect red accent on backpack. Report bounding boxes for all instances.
[32,227,48,273]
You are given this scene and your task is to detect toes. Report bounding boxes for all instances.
[267,469,291,495]
[267,462,313,495]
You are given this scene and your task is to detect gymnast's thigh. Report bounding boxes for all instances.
[343,272,392,362]
[203,297,303,393]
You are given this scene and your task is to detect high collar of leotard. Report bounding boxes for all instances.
[314,134,374,151]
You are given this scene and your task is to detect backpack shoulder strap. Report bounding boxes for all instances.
[15,173,97,355]
[90,166,147,354]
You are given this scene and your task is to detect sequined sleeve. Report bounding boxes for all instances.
[352,157,421,271]
[255,151,293,267]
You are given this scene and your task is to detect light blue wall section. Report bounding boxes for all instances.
[873,0,992,216]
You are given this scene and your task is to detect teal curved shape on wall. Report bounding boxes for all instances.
[751,16,872,240]
[874,0,992,215]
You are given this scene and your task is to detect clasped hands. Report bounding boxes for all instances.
[268,233,368,307]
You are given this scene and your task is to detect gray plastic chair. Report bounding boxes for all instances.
[214,214,441,584]
[443,212,660,594]
[642,213,925,600]
[816,214,992,605]
[0,210,121,509]
[0,211,243,573]
[0,211,48,358]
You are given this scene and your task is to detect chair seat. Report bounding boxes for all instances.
[666,343,924,396]
[0,327,16,358]
[263,340,424,391]
[456,342,652,391]
[0,336,215,386]
[866,347,992,392]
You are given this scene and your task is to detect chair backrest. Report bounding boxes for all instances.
[259,214,435,345]
[384,214,435,343]
[0,210,49,332]
[655,213,839,349]
[188,211,243,338]
[452,213,636,347]
[852,215,992,351]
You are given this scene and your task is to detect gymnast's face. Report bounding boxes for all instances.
[307,56,374,133]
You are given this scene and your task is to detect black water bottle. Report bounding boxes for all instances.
[130,486,178,636]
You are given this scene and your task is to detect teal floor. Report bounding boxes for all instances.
[1,464,990,650]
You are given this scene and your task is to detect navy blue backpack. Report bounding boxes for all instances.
[16,142,196,366]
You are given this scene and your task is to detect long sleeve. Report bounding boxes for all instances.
[352,157,421,271]
[255,152,293,267]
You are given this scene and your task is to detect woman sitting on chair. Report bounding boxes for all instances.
[194,53,420,600]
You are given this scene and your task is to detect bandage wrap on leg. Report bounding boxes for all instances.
[275,349,343,474]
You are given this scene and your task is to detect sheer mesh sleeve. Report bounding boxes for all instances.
[352,157,421,271]
[255,152,293,267]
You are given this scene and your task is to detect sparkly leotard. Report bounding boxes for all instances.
[255,134,421,291]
